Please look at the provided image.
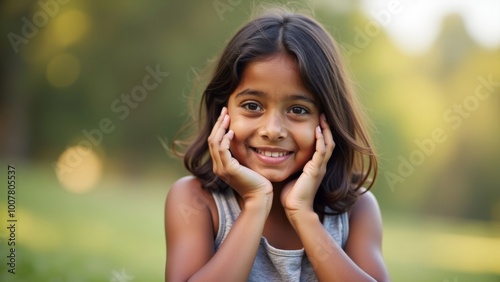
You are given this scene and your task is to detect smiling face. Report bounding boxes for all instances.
[227,54,320,183]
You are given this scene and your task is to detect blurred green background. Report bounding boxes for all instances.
[0,0,499,281]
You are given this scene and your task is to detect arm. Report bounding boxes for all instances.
[165,177,272,282]
[288,191,390,281]
[165,177,215,282]
[344,191,390,280]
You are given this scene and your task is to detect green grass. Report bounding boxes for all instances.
[0,164,499,281]
[0,164,168,282]
[383,214,500,281]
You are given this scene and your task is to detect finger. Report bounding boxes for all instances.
[208,108,229,171]
[319,114,335,164]
[308,115,334,171]
[210,117,230,171]
[212,114,231,172]
[209,114,230,148]
[208,107,228,145]
[309,125,327,168]
[219,130,235,165]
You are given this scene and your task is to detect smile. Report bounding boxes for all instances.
[253,148,292,158]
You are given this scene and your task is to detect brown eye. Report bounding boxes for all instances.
[289,106,308,115]
[243,102,262,111]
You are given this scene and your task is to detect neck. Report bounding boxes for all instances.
[269,182,287,217]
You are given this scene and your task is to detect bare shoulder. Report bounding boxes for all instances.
[165,176,219,281]
[349,189,381,220]
[168,175,205,198]
[167,176,212,205]
[347,189,383,238]
[345,189,390,281]
[165,176,218,230]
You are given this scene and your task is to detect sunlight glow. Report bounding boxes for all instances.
[51,9,90,47]
[55,145,103,193]
[361,0,500,54]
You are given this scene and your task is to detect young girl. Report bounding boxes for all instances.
[165,7,389,282]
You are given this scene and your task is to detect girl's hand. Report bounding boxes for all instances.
[281,114,335,217]
[208,107,273,205]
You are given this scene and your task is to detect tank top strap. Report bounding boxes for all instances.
[212,188,241,250]
[323,207,350,249]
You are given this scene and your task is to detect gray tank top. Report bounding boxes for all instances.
[212,188,349,282]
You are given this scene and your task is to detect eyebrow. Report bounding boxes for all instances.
[234,88,317,106]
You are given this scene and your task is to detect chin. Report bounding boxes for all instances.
[267,176,289,183]
[254,170,287,183]
[258,169,300,184]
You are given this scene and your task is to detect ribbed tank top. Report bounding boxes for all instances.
[212,188,349,282]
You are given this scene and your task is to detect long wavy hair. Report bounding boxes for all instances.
[173,8,377,215]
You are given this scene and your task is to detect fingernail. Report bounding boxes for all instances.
[223,115,229,122]
[322,114,326,121]
[317,126,322,133]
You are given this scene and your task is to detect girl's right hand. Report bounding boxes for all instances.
[208,107,273,205]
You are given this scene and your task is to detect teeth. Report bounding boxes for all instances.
[256,149,288,157]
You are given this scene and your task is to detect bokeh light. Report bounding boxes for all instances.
[50,9,89,47]
[55,145,103,193]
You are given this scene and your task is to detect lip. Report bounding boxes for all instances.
[250,146,293,165]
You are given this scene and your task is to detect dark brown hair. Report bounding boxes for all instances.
[173,8,377,214]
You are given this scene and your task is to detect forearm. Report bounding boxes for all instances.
[289,212,376,282]
[188,198,271,282]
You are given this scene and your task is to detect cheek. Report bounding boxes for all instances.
[299,128,317,154]
[227,106,240,131]
[228,115,246,136]
[228,115,251,150]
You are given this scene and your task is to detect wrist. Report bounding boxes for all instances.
[286,209,319,228]
[243,190,273,213]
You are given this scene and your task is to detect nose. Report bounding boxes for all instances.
[259,111,287,141]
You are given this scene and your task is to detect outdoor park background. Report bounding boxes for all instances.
[0,0,499,281]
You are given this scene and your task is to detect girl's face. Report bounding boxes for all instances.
[227,54,320,183]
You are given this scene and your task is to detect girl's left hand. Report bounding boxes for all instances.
[280,114,335,217]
